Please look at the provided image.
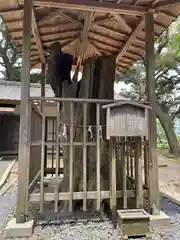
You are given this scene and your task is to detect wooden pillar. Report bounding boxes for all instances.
[41,63,47,174]
[83,102,87,211]
[41,63,46,111]
[69,102,74,212]
[135,138,143,208]
[16,0,32,223]
[110,138,117,229]
[96,103,101,211]
[145,12,160,214]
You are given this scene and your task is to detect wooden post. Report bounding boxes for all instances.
[110,138,117,229]
[96,103,101,211]
[25,102,32,216]
[144,136,149,187]
[130,137,134,178]
[16,0,32,224]
[40,95,45,212]
[41,63,47,174]
[135,138,143,208]
[41,63,46,112]
[55,102,60,212]
[145,12,160,214]
[69,102,74,212]
[122,139,127,209]
[127,137,130,176]
[83,102,87,211]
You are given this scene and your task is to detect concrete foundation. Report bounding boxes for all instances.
[150,211,170,227]
[5,218,34,238]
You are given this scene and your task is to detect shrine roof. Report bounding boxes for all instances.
[0,0,179,74]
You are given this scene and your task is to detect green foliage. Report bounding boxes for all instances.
[0,17,21,81]
[0,17,42,83]
[116,18,180,152]
[157,120,169,149]
[30,72,44,83]
[116,18,180,118]
[168,18,180,57]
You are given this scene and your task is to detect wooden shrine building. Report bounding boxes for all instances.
[0,0,180,237]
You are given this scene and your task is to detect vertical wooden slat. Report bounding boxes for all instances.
[130,137,133,178]
[83,102,87,211]
[40,99,45,213]
[122,138,127,209]
[39,62,46,212]
[127,137,130,176]
[41,64,46,177]
[96,103,101,211]
[106,108,110,140]
[55,102,60,212]
[25,101,32,216]
[135,138,143,208]
[111,138,117,229]
[69,102,74,212]
[144,136,149,187]
[145,12,159,213]
[109,140,112,209]
[41,63,46,112]
[16,0,32,223]
[44,118,47,177]
[52,119,55,174]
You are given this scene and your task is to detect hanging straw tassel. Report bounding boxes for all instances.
[88,126,93,139]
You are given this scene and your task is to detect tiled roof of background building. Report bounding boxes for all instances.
[0,80,54,100]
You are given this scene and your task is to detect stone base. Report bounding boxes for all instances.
[5,218,34,238]
[150,211,170,227]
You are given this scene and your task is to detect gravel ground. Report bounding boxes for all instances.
[0,183,17,231]
[0,184,180,239]
[153,197,180,240]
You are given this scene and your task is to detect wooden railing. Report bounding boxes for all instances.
[27,97,150,220]
[29,104,42,189]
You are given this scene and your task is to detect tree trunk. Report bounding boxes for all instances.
[59,56,125,211]
[156,104,180,156]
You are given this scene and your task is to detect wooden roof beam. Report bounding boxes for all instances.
[77,11,94,65]
[159,10,177,19]
[89,36,120,51]
[31,8,46,63]
[90,40,115,55]
[116,17,144,62]
[155,0,180,9]
[92,16,115,25]
[112,14,132,33]
[60,12,83,26]
[62,38,79,50]
[93,24,128,38]
[30,0,148,16]
[88,40,102,56]
[37,9,64,26]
